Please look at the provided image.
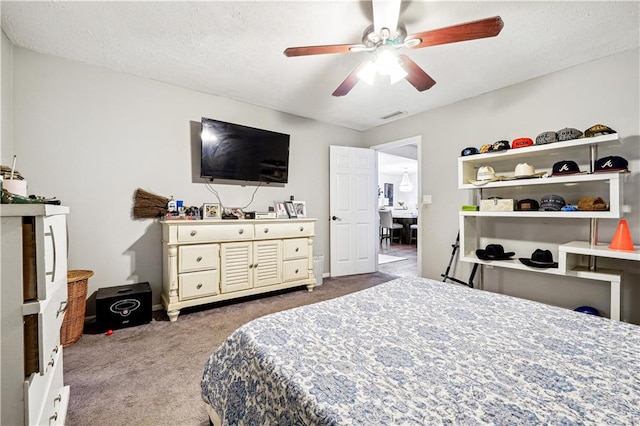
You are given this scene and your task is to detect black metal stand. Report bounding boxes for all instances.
[441,231,478,288]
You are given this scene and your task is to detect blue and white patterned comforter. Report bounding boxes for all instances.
[201,276,640,425]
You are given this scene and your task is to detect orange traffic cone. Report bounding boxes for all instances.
[609,219,635,251]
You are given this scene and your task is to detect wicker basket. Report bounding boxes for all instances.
[61,270,94,347]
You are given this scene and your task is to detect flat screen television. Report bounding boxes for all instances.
[200,117,290,184]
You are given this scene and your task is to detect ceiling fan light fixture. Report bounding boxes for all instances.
[357,61,377,85]
[388,65,407,84]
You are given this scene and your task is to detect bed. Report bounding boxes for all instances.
[201,276,640,425]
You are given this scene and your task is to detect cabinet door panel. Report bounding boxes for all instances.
[220,242,252,293]
[254,240,282,288]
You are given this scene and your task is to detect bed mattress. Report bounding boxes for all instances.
[202,276,640,425]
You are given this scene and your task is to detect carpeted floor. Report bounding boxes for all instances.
[63,271,397,426]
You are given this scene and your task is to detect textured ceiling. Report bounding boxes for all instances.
[1,1,639,131]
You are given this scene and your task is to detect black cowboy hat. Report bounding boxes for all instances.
[476,244,515,261]
[519,249,558,268]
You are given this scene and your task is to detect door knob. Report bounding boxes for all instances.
[331,216,342,221]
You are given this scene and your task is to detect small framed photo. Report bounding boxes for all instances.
[293,201,306,218]
[274,201,288,219]
[221,207,244,219]
[202,203,221,219]
[284,201,297,218]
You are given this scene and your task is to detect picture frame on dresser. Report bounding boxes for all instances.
[202,203,221,219]
[293,201,306,218]
[274,201,288,218]
[284,201,297,218]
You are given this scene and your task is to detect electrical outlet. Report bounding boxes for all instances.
[423,195,432,204]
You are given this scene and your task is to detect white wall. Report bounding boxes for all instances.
[10,48,365,310]
[1,31,12,165]
[364,48,640,323]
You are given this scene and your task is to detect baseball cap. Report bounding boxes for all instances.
[461,147,479,156]
[584,124,616,138]
[490,140,510,152]
[479,144,492,154]
[512,137,534,149]
[540,194,566,211]
[551,160,582,176]
[516,199,540,211]
[556,127,583,141]
[535,131,557,145]
[594,156,629,173]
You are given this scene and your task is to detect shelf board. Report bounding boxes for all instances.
[460,254,622,282]
[560,241,640,261]
[458,171,621,190]
[459,210,621,219]
[457,133,620,166]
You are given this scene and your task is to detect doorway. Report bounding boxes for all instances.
[372,136,422,277]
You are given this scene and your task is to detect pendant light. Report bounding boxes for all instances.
[399,169,412,192]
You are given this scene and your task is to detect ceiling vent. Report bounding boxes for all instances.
[380,110,407,120]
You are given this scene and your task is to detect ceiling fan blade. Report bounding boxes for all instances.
[373,0,401,37]
[284,44,364,57]
[332,62,369,97]
[406,16,504,49]
[399,54,436,91]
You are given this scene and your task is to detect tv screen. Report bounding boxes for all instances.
[200,117,290,184]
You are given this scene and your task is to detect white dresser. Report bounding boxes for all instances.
[1,205,70,425]
[161,218,316,321]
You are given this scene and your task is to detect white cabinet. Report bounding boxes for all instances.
[457,133,634,320]
[1,205,70,425]
[162,219,315,321]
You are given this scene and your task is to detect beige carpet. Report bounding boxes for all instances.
[63,272,397,426]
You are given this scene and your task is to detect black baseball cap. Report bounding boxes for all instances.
[540,194,566,211]
[552,160,582,176]
[461,147,479,156]
[594,156,628,173]
[516,199,540,211]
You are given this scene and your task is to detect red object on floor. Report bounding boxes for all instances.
[106,330,113,336]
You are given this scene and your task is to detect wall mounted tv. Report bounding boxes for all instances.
[200,117,290,184]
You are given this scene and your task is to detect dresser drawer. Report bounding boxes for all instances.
[177,224,254,243]
[25,344,65,425]
[283,238,309,260]
[31,284,67,375]
[178,244,219,273]
[254,222,314,240]
[179,270,219,300]
[283,259,310,282]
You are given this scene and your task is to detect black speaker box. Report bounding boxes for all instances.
[96,282,152,332]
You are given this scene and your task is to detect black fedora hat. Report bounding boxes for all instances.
[476,244,515,261]
[519,249,558,268]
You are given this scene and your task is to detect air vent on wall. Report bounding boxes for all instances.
[380,110,407,120]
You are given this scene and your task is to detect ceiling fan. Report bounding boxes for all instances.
[283,0,504,97]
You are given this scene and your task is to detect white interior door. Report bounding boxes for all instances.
[329,145,377,277]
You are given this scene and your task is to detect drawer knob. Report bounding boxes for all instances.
[53,345,59,354]
[300,226,304,232]
[50,412,58,422]
[196,256,202,262]
[239,228,244,234]
[196,283,203,290]
[295,247,299,252]
[254,263,259,268]
[264,228,269,233]
[56,301,68,318]
[295,269,299,274]
[54,394,62,404]
[48,358,55,368]
[249,264,253,269]
[190,230,197,237]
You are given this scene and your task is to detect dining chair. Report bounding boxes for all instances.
[379,209,403,245]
